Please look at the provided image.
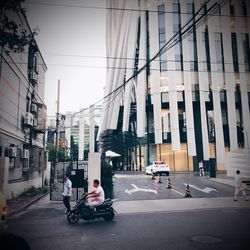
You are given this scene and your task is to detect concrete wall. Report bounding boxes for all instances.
[0,9,47,200]
[88,152,101,192]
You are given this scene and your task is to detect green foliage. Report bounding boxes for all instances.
[0,0,33,53]
[46,143,70,163]
[101,160,113,199]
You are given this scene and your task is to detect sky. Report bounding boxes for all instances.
[24,0,107,116]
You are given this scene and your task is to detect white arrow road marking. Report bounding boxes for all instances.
[184,183,217,194]
[125,184,158,195]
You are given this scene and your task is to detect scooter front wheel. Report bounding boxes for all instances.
[67,211,79,224]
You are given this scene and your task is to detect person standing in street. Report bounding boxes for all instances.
[234,170,248,201]
[62,174,72,214]
[199,160,205,176]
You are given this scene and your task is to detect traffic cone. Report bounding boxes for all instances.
[157,175,162,183]
[185,184,192,197]
[166,178,172,189]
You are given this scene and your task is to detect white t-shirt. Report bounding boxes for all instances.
[199,162,204,168]
[63,178,72,196]
[94,186,105,203]
[235,175,241,187]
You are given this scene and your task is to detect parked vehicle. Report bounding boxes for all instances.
[145,161,170,176]
[67,194,116,224]
[0,191,7,235]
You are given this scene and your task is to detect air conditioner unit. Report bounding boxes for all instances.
[33,118,38,127]
[24,112,34,126]
[31,103,38,113]
[8,147,17,158]
[21,149,30,159]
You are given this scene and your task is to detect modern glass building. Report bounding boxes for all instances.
[98,0,250,174]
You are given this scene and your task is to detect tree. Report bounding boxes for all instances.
[46,143,70,163]
[0,0,33,53]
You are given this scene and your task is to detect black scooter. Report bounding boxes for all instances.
[67,194,116,224]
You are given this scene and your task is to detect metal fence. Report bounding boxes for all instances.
[50,161,88,201]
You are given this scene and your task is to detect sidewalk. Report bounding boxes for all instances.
[114,197,250,214]
[6,191,49,218]
[208,174,235,187]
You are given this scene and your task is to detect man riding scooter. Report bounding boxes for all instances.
[85,179,105,212]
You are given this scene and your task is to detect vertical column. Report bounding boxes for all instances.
[136,9,147,138]
[89,106,95,153]
[148,0,162,144]
[88,152,101,191]
[195,0,210,161]
[165,0,180,151]
[207,0,225,165]
[221,2,238,151]
[78,110,85,160]
[235,3,250,149]
[180,1,196,157]
[122,2,139,132]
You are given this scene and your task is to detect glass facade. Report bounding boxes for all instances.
[241,33,250,71]
[231,33,239,72]
[172,1,183,71]
[187,3,198,71]
[214,32,225,72]
[158,5,167,72]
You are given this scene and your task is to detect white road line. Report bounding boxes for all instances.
[125,184,158,195]
[171,188,185,197]
[184,183,217,194]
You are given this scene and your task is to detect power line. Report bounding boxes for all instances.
[5,59,250,69]
[95,0,217,108]
[26,1,249,18]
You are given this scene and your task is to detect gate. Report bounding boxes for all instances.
[50,160,88,201]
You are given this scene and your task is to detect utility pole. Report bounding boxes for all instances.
[55,79,60,161]
[50,80,60,200]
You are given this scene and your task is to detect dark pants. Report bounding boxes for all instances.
[63,196,71,212]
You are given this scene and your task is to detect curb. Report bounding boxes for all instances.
[7,192,49,218]
[209,178,235,188]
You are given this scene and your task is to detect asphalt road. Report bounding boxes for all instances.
[6,199,250,250]
[3,173,250,250]
[113,172,236,201]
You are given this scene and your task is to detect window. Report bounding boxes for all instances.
[241,0,247,16]
[231,33,239,72]
[202,28,211,71]
[158,5,167,71]
[241,33,250,71]
[214,32,225,72]
[229,0,235,16]
[172,2,183,71]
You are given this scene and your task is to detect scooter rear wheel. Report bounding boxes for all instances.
[67,211,79,224]
[103,210,115,222]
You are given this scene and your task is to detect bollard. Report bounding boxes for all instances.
[166,178,172,189]
[185,184,192,197]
